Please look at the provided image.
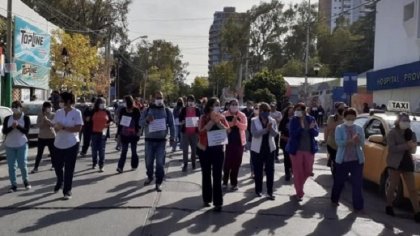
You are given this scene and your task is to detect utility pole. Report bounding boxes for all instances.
[3,0,13,106]
[304,0,311,104]
[105,27,111,105]
[237,59,243,105]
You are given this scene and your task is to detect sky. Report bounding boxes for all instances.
[127,0,310,84]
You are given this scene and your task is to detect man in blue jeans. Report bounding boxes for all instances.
[140,91,175,192]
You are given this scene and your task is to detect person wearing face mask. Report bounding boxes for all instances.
[172,98,184,152]
[32,102,55,173]
[251,102,278,200]
[90,97,113,172]
[331,108,365,211]
[179,95,201,172]
[52,92,83,200]
[2,101,31,193]
[270,102,283,163]
[248,104,260,179]
[140,91,175,192]
[286,103,319,201]
[325,102,347,172]
[222,99,247,191]
[79,97,96,157]
[279,105,295,181]
[197,97,229,212]
[385,113,420,223]
[116,95,141,174]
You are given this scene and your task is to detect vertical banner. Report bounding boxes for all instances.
[13,16,51,89]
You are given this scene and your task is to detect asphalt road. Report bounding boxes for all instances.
[0,128,418,236]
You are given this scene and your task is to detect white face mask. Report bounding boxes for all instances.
[230,105,239,113]
[188,102,195,107]
[213,106,221,113]
[45,108,52,113]
[344,120,354,126]
[99,104,105,110]
[294,111,303,117]
[12,108,21,114]
[59,102,65,108]
[399,121,410,130]
[155,99,163,106]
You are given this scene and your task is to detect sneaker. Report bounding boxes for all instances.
[99,166,104,173]
[256,192,262,198]
[231,185,238,191]
[267,194,276,201]
[115,146,121,151]
[8,185,17,193]
[63,192,72,200]
[31,168,38,174]
[131,168,137,171]
[385,206,395,216]
[144,178,153,186]
[213,206,222,212]
[53,184,62,193]
[182,165,187,172]
[80,152,86,157]
[50,166,54,171]
[24,180,32,190]
[222,184,228,190]
[331,200,339,207]
[116,168,123,174]
[155,184,162,192]
[92,165,97,170]
[203,202,211,207]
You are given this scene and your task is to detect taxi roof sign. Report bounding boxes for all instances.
[387,101,410,112]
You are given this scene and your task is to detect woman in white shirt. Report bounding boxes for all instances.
[52,92,83,200]
[2,101,31,193]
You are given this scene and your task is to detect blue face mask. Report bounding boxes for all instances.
[261,111,270,119]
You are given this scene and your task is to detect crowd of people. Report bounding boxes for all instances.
[1,91,419,222]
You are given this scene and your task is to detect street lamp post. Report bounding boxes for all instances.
[304,0,311,103]
[61,47,69,91]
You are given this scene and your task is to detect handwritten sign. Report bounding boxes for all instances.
[149,118,167,133]
[207,129,228,147]
[120,116,132,127]
[185,117,199,128]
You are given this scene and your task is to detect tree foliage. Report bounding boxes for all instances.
[244,69,286,103]
[191,76,212,100]
[49,30,100,96]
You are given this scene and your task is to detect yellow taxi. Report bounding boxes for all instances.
[354,111,420,204]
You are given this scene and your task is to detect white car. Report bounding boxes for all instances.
[0,106,13,156]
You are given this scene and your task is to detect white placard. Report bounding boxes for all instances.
[174,118,180,125]
[207,129,228,147]
[120,115,132,127]
[149,118,167,133]
[185,117,199,128]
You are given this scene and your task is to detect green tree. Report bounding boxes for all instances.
[252,88,276,103]
[244,68,286,103]
[191,76,212,100]
[50,30,100,96]
[208,62,236,97]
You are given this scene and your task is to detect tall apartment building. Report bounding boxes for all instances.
[208,7,239,72]
[319,0,370,32]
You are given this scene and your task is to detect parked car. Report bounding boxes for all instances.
[21,101,44,141]
[354,112,420,205]
[0,106,13,156]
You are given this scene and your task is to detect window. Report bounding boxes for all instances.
[404,2,414,22]
[354,117,368,128]
[364,119,385,138]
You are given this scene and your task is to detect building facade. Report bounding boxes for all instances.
[367,0,420,113]
[319,0,370,32]
[208,7,239,72]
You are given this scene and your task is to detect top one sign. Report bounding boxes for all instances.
[387,100,410,112]
[14,16,51,67]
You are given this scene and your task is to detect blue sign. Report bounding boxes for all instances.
[332,87,348,103]
[367,61,420,91]
[343,73,358,94]
[13,16,51,89]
